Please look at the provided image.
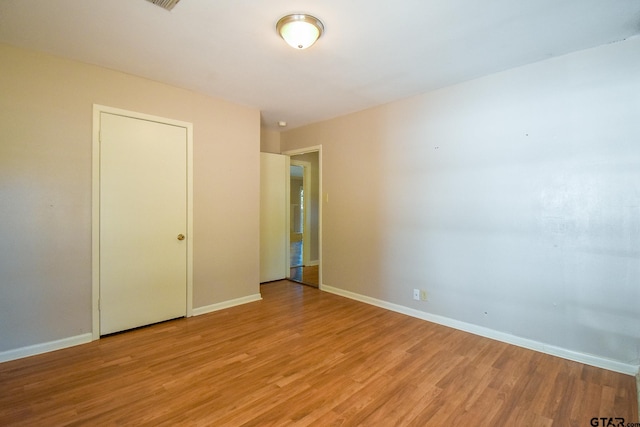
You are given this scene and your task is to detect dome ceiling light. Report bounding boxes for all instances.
[276,14,324,50]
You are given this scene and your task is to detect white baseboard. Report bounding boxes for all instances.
[0,333,93,364]
[306,260,319,267]
[192,293,262,316]
[0,294,262,364]
[320,284,639,376]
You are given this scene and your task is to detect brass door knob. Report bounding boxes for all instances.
[177,234,185,241]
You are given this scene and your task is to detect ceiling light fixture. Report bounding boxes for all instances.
[145,0,181,11]
[276,14,324,50]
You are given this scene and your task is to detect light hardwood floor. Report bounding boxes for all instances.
[0,281,637,426]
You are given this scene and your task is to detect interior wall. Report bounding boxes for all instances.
[281,36,640,369]
[0,43,260,353]
[260,128,281,153]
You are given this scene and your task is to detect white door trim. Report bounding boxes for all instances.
[92,104,194,340]
[282,145,322,287]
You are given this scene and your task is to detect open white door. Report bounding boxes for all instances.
[260,153,289,282]
[99,112,188,335]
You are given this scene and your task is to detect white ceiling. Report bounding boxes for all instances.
[1,0,639,130]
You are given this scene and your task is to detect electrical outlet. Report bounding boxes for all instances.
[413,289,420,300]
[420,290,428,301]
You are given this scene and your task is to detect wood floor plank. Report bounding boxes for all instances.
[0,280,637,426]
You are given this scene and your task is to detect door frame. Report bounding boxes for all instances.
[91,104,194,340]
[283,145,322,287]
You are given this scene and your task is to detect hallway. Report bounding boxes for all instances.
[289,241,318,287]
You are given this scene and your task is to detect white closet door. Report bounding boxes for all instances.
[260,153,289,282]
[100,112,187,335]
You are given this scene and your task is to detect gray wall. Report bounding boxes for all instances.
[281,36,640,370]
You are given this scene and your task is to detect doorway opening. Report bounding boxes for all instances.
[289,162,307,270]
[285,148,321,287]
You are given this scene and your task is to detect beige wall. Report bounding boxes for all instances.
[0,44,260,352]
[260,129,281,153]
[281,36,640,370]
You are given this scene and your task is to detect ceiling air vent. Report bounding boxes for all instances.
[145,0,181,11]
